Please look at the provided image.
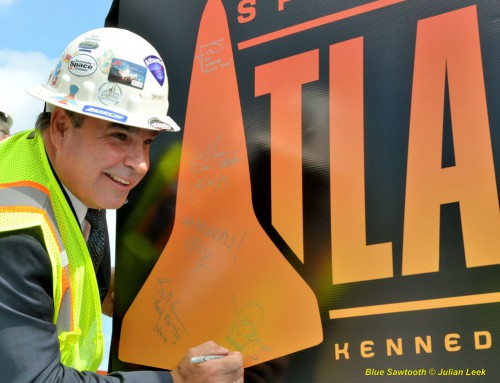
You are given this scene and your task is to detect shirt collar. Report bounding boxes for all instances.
[63,185,88,231]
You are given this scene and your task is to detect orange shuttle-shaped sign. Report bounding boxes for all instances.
[120,0,323,369]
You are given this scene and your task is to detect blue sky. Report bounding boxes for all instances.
[0,0,113,135]
[1,1,113,57]
[1,0,115,372]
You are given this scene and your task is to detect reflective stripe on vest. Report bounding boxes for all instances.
[0,130,103,371]
[0,184,73,333]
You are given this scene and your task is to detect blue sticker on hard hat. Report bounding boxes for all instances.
[49,61,63,87]
[51,85,80,106]
[68,54,98,77]
[108,58,147,90]
[144,55,165,86]
[82,105,128,122]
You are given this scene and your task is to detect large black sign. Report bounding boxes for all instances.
[109,1,500,381]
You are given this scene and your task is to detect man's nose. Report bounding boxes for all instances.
[124,145,149,174]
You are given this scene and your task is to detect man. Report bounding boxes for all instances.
[0,27,243,383]
[0,109,13,141]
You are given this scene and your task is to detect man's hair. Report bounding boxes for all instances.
[0,112,10,136]
[35,108,85,131]
[0,120,9,136]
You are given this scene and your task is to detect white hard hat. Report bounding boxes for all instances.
[27,27,180,132]
[0,110,13,129]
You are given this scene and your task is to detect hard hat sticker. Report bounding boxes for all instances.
[78,40,99,52]
[99,49,114,75]
[98,82,123,106]
[148,117,169,131]
[144,55,165,86]
[83,105,128,122]
[51,84,79,106]
[139,92,166,102]
[68,54,98,77]
[108,58,147,90]
[49,61,62,87]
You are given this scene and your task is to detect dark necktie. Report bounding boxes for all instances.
[85,208,107,272]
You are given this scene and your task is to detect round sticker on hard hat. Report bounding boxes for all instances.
[69,54,98,77]
[78,40,100,52]
[98,82,123,106]
[148,117,170,131]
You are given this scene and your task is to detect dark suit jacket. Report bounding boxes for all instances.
[0,227,172,383]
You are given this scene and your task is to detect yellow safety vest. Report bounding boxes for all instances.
[0,130,103,371]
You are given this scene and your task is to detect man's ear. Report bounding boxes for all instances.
[49,107,70,149]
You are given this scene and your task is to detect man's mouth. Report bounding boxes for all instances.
[105,172,131,186]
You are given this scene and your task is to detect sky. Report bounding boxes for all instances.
[0,0,116,372]
[0,0,113,135]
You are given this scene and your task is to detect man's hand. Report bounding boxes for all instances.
[171,341,243,383]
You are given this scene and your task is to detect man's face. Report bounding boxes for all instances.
[51,110,158,209]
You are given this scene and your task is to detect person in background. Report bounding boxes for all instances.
[0,27,243,383]
[0,109,13,141]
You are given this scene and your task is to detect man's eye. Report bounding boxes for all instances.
[113,133,127,141]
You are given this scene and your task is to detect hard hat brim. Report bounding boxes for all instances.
[26,84,181,132]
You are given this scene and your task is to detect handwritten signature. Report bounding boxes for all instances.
[226,296,269,360]
[151,278,188,345]
[189,132,240,193]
